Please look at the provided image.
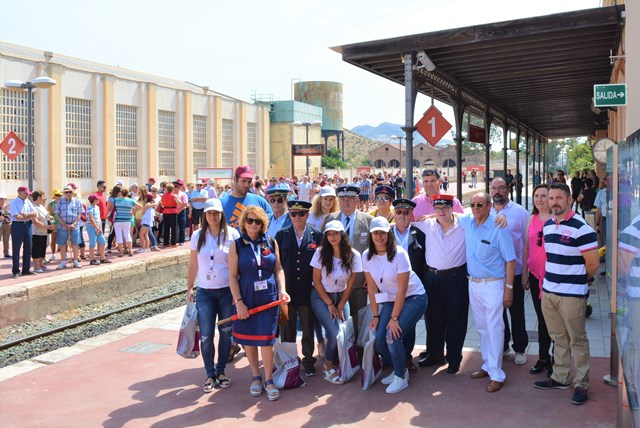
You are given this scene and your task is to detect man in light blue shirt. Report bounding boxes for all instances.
[458,192,515,393]
[9,186,37,278]
[189,180,209,232]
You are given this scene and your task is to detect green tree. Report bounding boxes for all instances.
[567,143,595,175]
[322,148,349,169]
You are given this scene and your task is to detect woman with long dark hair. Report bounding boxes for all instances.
[187,198,240,393]
[363,217,427,394]
[522,184,554,375]
[310,220,362,384]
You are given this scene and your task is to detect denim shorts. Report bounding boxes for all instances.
[56,226,81,246]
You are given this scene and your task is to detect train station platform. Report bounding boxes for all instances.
[0,270,617,427]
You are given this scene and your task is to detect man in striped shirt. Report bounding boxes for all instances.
[534,183,599,405]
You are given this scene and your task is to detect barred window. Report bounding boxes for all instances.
[116,105,138,177]
[221,119,234,168]
[0,88,33,180]
[158,110,175,176]
[65,97,92,178]
[193,115,207,171]
[246,122,257,168]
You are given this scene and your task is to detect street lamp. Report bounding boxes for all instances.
[292,120,322,176]
[391,135,404,172]
[4,76,57,190]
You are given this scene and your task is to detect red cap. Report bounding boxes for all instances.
[17,186,32,195]
[148,177,156,183]
[235,165,255,179]
[279,175,286,181]
[172,179,185,187]
[432,194,454,205]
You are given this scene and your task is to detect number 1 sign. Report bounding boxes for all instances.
[0,131,26,161]
[415,106,452,147]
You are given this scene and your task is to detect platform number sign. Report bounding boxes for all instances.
[0,131,26,161]
[416,106,452,147]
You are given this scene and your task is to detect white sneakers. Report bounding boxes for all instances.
[73,260,82,269]
[514,352,527,365]
[56,261,67,270]
[382,369,409,393]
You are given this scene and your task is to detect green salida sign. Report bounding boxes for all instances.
[593,84,627,107]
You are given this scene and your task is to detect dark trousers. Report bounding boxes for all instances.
[348,285,368,343]
[163,213,178,246]
[529,273,552,359]
[281,304,317,370]
[11,221,32,275]
[425,267,469,366]
[178,210,187,244]
[503,274,528,353]
[107,227,116,249]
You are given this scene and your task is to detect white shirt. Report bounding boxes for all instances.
[307,212,327,230]
[190,227,240,289]
[413,217,466,270]
[310,248,363,293]
[298,182,313,202]
[491,200,529,275]
[362,247,425,301]
[594,188,607,218]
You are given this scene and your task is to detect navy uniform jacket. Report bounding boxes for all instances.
[275,225,321,306]
[392,224,427,286]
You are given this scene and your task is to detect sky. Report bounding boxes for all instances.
[1,0,599,129]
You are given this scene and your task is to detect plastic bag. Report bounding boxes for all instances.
[357,305,373,347]
[337,317,360,382]
[176,301,200,359]
[361,328,382,390]
[272,341,306,389]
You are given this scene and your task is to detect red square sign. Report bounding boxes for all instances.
[0,131,26,161]
[416,106,452,147]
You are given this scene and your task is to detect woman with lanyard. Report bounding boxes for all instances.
[522,184,554,376]
[228,206,290,401]
[310,220,362,385]
[363,217,427,394]
[187,198,239,393]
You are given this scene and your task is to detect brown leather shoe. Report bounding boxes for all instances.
[406,359,418,374]
[486,380,503,392]
[470,369,489,379]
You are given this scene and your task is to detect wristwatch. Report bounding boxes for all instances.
[505,284,514,290]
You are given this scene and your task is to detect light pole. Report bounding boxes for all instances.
[292,120,322,176]
[4,76,56,190]
[391,135,404,172]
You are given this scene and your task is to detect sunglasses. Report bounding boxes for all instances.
[289,211,307,218]
[245,217,263,226]
[395,209,412,216]
[536,230,543,247]
[376,196,391,202]
[64,191,73,194]
[269,197,284,204]
[469,203,485,209]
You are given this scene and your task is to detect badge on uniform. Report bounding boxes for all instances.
[206,270,218,281]
[254,280,268,291]
[360,232,368,245]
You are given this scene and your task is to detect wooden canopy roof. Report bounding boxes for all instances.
[333,5,624,139]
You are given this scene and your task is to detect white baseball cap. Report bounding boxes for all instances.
[324,220,345,233]
[203,198,223,213]
[369,217,390,233]
[319,186,336,197]
[0,193,7,199]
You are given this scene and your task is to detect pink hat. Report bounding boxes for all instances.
[17,186,32,195]
[235,165,255,179]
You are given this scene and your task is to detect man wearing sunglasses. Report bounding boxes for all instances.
[322,184,373,339]
[369,185,395,222]
[266,184,292,239]
[490,176,530,366]
[221,165,273,231]
[412,169,464,222]
[458,192,515,393]
[275,200,322,377]
[390,198,427,373]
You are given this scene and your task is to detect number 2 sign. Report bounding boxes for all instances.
[0,131,26,161]
[415,106,452,147]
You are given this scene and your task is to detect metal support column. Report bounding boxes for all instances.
[402,52,418,199]
[451,99,466,201]
[524,133,530,210]
[515,126,521,204]
[502,122,509,176]
[484,109,493,193]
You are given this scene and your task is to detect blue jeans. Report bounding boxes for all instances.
[375,294,427,378]
[310,288,349,365]
[11,221,32,275]
[196,287,233,378]
[178,210,187,244]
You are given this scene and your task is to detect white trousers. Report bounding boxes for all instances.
[114,222,132,244]
[469,278,506,382]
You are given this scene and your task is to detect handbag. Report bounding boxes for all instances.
[176,301,201,359]
[272,341,306,389]
[357,304,373,347]
[337,317,360,382]
[361,328,382,390]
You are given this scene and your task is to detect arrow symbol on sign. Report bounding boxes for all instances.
[617,92,624,97]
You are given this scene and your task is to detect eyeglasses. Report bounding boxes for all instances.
[469,203,485,208]
[434,205,449,212]
[245,217,263,226]
[490,186,508,191]
[536,231,543,247]
[289,211,307,218]
[395,209,412,216]
[196,184,203,187]
[269,197,284,204]
[376,196,390,202]
[151,190,158,193]
[63,191,73,194]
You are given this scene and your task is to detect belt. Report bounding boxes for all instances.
[429,264,467,276]
[469,276,502,283]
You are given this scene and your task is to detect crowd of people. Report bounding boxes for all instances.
[2,164,602,405]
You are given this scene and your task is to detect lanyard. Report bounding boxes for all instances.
[375,260,386,287]
[208,231,219,272]
[251,241,263,280]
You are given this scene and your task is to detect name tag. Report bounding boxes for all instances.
[375,292,389,303]
[206,270,218,281]
[254,280,268,291]
[359,232,368,245]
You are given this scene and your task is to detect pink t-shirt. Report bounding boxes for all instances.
[527,214,547,281]
[411,193,464,221]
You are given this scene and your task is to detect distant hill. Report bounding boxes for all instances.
[351,122,453,146]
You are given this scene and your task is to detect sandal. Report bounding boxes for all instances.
[100,259,112,264]
[264,379,279,401]
[249,376,263,397]
[323,367,343,385]
[216,373,231,389]
[203,377,215,393]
